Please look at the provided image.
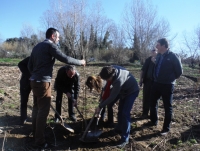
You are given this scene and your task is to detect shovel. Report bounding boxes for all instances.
[79,111,102,143]
[75,105,87,128]
[50,104,74,133]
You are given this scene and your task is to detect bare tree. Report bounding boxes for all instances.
[39,10,56,29]
[110,24,126,49]
[88,1,115,43]
[182,32,199,58]
[44,0,89,59]
[122,0,170,62]
[39,0,117,61]
[20,23,35,38]
[180,27,200,66]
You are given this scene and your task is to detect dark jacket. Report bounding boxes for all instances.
[141,56,155,83]
[54,66,80,100]
[28,39,82,82]
[153,50,183,84]
[18,57,31,80]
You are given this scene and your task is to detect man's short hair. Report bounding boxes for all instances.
[157,38,169,48]
[46,27,59,39]
[65,65,75,71]
[99,66,115,80]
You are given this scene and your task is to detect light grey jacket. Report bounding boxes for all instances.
[99,65,139,108]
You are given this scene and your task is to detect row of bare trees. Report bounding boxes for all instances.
[0,0,199,64]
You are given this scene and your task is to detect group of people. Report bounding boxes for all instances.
[139,38,182,135]
[17,27,182,150]
[18,27,85,149]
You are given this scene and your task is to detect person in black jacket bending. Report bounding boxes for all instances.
[54,65,80,122]
[18,56,31,125]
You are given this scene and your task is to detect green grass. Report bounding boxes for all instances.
[138,91,143,100]
[0,58,21,65]
[2,103,15,109]
[177,140,183,146]
[0,89,4,94]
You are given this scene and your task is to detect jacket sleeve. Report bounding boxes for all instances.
[55,68,67,93]
[173,53,183,79]
[18,57,30,75]
[141,57,151,82]
[73,73,80,100]
[49,44,82,66]
[28,55,33,73]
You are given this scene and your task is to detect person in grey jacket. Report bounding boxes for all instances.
[95,65,139,148]
[150,38,182,135]
[28,27,85,149]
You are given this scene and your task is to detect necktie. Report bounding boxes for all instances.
[156,55,163,77]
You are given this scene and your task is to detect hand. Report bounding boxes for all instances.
[95,107,101,118]
[66,92,71,98]
[151,57,156,63]
[81,59,86,66]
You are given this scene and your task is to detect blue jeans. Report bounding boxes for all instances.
[150,82,174,131]
[117,90,139,142]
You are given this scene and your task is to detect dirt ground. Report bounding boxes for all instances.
[0,63,200,151]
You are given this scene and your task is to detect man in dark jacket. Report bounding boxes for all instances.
[150,38,182,135]
[139,49,157,118]
[28,27,85,149]
[54,65,80,122]
[18,56,31,125]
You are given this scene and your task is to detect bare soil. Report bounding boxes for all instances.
[0,63,200,151]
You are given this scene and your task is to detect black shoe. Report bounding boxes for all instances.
[116,140,128,148]
[143,121,157,127]
[140,114,149,119]
[103,121,114,128]
[69,116,77,122]
[114,128,122,134]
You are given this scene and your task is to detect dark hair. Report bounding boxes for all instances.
[65,65,75,71]
[157,38,169,48]
[99,66,115,80]
[46,27,59,39]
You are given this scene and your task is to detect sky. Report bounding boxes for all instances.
[0,0,200,52]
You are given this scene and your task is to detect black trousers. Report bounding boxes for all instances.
[55,88,75,119]
[142,79,153,115]
[100,95,119,123]
[20,78,31,121]
[150,83,174,131]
